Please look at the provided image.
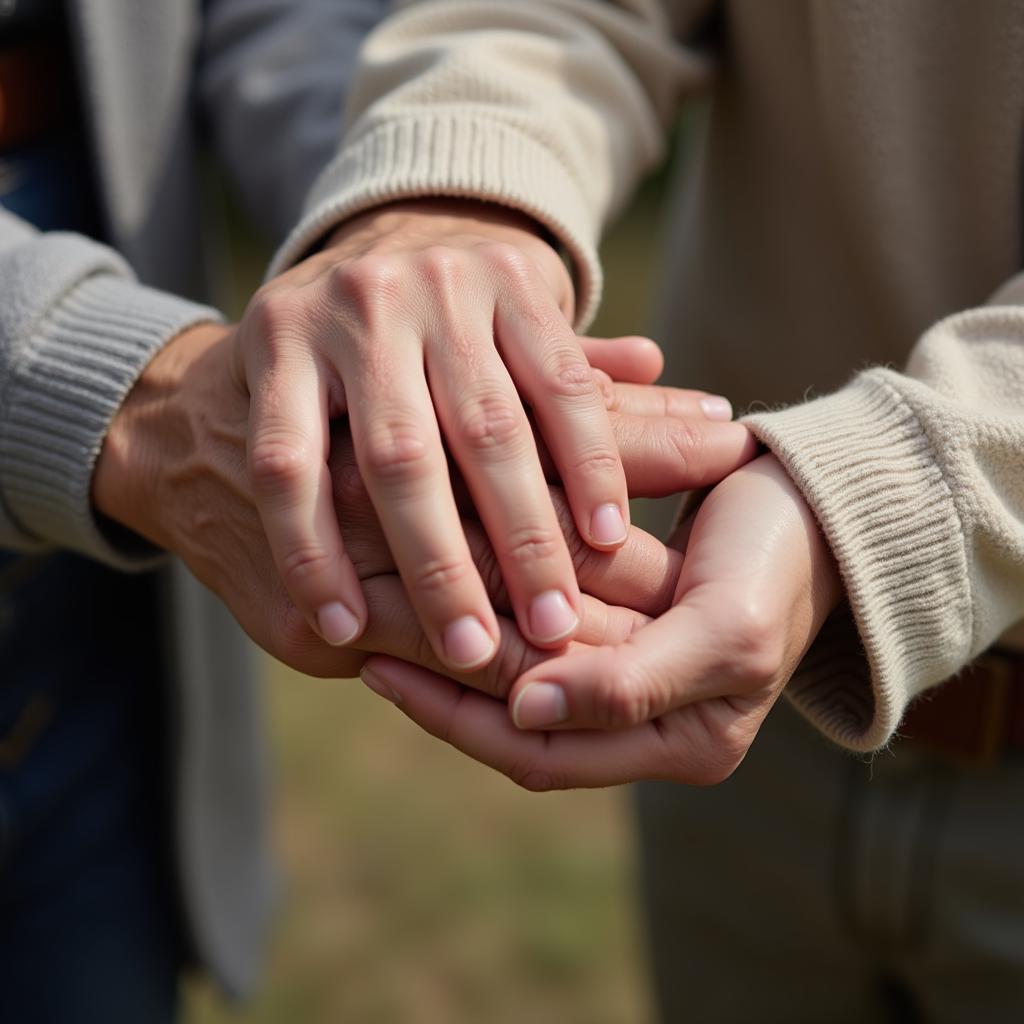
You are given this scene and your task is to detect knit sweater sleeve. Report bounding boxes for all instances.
[0,208,222,568]
[743,289,1024,752]
[267,0,716,324]
[261,0,1024,752]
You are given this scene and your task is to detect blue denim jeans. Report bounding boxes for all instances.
[0,550,184,1024]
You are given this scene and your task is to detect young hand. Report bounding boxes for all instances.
[357,453,843,788]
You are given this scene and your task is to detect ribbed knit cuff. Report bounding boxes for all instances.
[0,275,223,569]
[744,370,973,751]
[267,115,604,330]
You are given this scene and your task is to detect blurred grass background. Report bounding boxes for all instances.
[184,167,670,1024]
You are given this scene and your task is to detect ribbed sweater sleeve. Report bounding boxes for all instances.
[0,210,223,568]
[744,298,1024,751]
[266,0,713,324]
[276,0,1024,753]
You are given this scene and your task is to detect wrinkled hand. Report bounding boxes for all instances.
[358,453,843,789]
[92,321,755,682]
[232,198,666,667]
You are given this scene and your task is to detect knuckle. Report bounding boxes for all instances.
[481,241,533,283]
[278,543,333,588]
[598,667,651,730]
[246,286,304,342]
[328,257,402,328]
[546,353,598,401]
[330,255,400,303]
[453,391,524,454]
[503,523,561,567]
[359,421,432,483]
[249,437,313,496]
[410,555,473,596]
[418,246,466,295]
[667,420,707,477]
[728,601,784,684]
[569,446,621,482]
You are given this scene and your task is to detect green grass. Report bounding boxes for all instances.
[184,666,652,1024]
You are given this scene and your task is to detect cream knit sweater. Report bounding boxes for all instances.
[270,0,1024,752]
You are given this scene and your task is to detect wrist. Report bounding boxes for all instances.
[92,322,234,548]
[756,452,844,616]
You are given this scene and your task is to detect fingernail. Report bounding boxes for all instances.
[317,601,360,646]
[590,503,627,546]
[700,396,733,421]
[513,683,569,729]
[443,615,496,669]
[528,590,578,644]
[360,667,402,706]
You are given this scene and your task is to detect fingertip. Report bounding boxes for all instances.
[362,655,464,712]
[442,614,498,671]
[613,335,664,383]
[316,600,362,646]
[634,336,664,379]
[588,502,628,549]
[699,395,733,421]
[359,665,402,705]
[511,681,569,730]
[526,589,580,647]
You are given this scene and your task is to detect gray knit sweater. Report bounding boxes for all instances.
[0,0,386,997]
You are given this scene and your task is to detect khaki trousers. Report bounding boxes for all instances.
[635,699,1024,1023]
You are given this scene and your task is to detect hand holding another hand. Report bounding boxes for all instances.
[359,453,843,789]
[233,198,646,669]
[92,319,754,691]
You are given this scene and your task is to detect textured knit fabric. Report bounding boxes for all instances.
[0,0,386,996]
[287,0,1024,751]
[0,212,222,566]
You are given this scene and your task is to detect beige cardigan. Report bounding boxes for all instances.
[269,0,1024,752]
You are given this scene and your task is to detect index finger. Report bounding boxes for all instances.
[243,341,367,647]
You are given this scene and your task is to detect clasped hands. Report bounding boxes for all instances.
[94,200,842,789]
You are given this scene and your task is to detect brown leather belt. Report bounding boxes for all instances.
[898,647,1024,766]
[0,43,62,150]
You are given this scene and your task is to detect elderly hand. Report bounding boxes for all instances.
[92,320,755,683]
[231,197,664,670]
[357,453,843,789]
